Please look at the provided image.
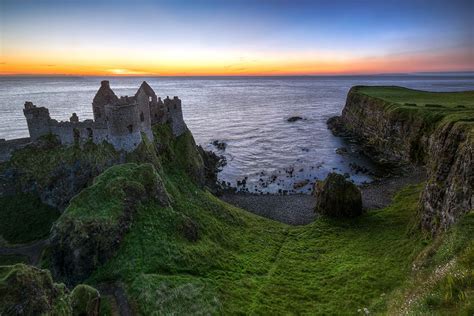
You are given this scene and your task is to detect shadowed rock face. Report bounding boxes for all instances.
[420,122,473,232]
[313,172,362,218]
[328,86,473,234]
[50,163,170,285]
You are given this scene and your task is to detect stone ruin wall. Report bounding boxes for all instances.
[105,102,143,152]
[2,81,188,160]
[163,96,187,136]
[0,138,31,162]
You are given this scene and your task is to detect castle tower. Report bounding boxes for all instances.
[164,96,187,136]
[135,88,154,141]
[92,80,118,124]
[104,102,142,152]
[23,102,52,141]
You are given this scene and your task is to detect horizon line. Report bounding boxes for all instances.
[1,71,474,78]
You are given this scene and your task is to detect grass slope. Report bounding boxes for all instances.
[2,122,471,314]
[356,86,474,125]
[61,125,467,314]
[84,163,471,314]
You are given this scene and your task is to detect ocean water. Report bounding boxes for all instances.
[1,75,473,193]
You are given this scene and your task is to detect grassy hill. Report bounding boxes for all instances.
[0,94,472,314]
[55,125,471,314]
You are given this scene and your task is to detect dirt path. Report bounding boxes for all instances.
[248,229,290,313]
[0,239,49,265]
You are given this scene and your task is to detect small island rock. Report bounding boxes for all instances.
[287,116,304,122]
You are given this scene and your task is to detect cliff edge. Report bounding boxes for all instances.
[328,86,473,234]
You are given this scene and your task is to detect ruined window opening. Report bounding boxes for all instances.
[174,104,177,109]
[140,112,145,122]
[167,107,170,113]
[149,96,152,102]
[73,128,80,144]
[86,128,93,140]
[127,124,133,133]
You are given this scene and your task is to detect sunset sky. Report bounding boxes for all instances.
[1,0,473,76]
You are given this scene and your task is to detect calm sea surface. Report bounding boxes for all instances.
[1,75,473,193]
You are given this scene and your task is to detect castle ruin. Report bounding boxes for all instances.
[21,81,187,152]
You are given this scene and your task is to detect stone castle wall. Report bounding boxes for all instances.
[9,81,187,155]
[0,137,31,162]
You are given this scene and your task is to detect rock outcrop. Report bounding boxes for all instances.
[313,172,362,218]
[420,121,473,232]
[329,86,473,233]
[0,137,122,211]
[50,163,170,285]
[0,264,100,315]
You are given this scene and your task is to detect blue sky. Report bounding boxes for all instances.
[1,0,473,75]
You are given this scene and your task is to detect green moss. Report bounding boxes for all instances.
[0,264,70,315]
[64,163,160,221]
[6,137,120,189]
[70,284,100,316]
[0,193,60,244]
[0,264,103,315]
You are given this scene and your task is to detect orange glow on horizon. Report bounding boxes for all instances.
[1,49,472,76]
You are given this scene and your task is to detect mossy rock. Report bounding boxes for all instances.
[0,264,69,315]
[70,284,100,316]
[0,264,101,315]
[51,163,170,284]
[314,172,362,218]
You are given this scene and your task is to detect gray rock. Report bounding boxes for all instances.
[313,172,362,218]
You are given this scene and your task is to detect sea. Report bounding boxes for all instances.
[1,75,473,194]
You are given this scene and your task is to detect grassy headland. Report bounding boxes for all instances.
[355,86,474,125]
[0,89,472,314]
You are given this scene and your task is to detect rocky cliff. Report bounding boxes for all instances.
[328,86,473,234]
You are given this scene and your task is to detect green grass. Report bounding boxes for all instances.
[35,123,467,315]
[3,121,471,314]
[4,136,120,189]
[86,170,430,314]
[391,212,474,315]
[0,193,60,244]
[355,86,474,125]
[64,163,161,221]
[356,86,474,110]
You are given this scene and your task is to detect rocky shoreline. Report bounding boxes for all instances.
[221,166,426,225]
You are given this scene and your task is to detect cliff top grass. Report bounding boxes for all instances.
[353,86,474,127]
[63,162,161,221]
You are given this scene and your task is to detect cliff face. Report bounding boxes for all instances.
[330,86,473,234]
[420,122,473,231]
